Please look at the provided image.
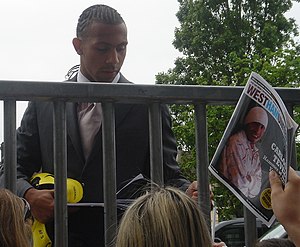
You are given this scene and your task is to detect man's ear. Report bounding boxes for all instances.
[72,38,83,55]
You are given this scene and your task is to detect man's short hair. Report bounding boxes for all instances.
[76,4,125,38]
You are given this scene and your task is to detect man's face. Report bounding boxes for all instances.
[73,22,127,82]
[245,122,266,143]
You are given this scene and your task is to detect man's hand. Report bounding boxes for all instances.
[186,181,198,200]
[24,188,55,223]
[186,181,214,205]
[212,242,227,247]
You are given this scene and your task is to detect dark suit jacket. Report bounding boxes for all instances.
[12,73,190,246]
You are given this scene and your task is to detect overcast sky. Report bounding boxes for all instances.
[0,0,181,84]
[0,0,300,143]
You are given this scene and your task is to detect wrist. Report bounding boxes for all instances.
[24,187,37,203]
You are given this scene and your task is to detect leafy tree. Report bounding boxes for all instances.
[157,0,300,220]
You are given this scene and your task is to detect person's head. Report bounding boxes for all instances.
[244,106,268,143]
[116,186,212,247]
[0,189,32,247]
[72,4,127,82]
[256,238,296,247]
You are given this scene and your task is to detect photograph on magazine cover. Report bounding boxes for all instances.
[209,72,298,227]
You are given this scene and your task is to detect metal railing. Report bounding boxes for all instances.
[0,79,299,247]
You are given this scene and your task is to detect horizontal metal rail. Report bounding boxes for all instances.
[1,80,300,104]
[1,80,299,247]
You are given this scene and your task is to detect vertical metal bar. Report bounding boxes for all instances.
[194,103,211,228]
[102,102,117,247]
[244,206,257,247]
[3,100,17,192]
[53,101,68,247]
[0,142,3,165]
[148,103,163,185]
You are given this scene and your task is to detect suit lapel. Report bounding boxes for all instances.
[66,75,85,163]
[66,102,85,163]
[115,103,134,127]
[115,74,134,127]
[87,126,103,163]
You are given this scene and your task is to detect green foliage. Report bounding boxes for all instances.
[212,176,244,220]
[157,0,300,220]
[170,104,197,181]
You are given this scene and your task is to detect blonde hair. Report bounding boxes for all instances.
[116,186,212,247]
[0,189,32,247]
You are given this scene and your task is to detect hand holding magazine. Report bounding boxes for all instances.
[209,72,298,227]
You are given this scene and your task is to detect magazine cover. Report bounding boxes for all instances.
[209,72,298,227]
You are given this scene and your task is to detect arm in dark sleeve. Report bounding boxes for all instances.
[161,104,191,191]
[16,101,43,197]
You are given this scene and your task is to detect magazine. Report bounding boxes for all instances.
[209,72,298,227]
[68,173,149,210]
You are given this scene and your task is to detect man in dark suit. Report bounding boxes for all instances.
[10,4,198,247]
